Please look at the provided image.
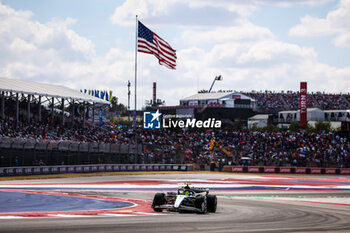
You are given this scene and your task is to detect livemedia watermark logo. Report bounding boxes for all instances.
[143,110,221,129]
[143,110,162,129]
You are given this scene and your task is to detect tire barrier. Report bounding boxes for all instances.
[225,166,350,175]
[0,164,193,177]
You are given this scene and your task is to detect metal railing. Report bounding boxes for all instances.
[0,164,193,176]
[0,137,143,154]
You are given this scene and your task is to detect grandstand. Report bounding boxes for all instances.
[153,90,350,128]
[243,90,350,112]
[0,77,109,126]
[0,79,349,170]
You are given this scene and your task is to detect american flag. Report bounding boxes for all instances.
[137,21,177,70]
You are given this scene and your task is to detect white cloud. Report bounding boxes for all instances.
[182,23,275,45]
[289,0,350,48]
[255,0,332,7]
[110,0,253,27]
[175,41,331,94]
[0,0,349,111]
[110,0,332,27]
[0,2,133,103]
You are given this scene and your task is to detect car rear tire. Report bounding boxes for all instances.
[194,196,207,214]
[152,193,166,212]
[207,195,217,213]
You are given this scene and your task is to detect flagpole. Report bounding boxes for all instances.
[133,15,138,128]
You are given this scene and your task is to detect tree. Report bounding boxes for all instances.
[233,119,243,131]
[110,96,127,112]
[289,121,300,132]
[315,121,331,133]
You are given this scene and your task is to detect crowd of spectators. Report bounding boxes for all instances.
[245,91,350,112]
[313,93,349,110]
[1,118,349,168]
[245,92,286,113]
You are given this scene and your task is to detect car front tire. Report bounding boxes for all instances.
[152,193,166,212]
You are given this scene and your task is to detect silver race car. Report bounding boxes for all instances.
[152,183,217,214]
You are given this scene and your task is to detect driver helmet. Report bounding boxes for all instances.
[184,182,191,190]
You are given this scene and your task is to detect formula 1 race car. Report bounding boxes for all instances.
[151,183,217,214]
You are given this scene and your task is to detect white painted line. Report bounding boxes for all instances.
[136,212,167,215]
[48,214,92,218]
[99,213,136,217]
[0,216,25,219]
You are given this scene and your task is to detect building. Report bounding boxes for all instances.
[155,91,257,127]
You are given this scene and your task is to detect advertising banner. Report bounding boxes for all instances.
[43,167,50,173]
[24,168,32,175]
[106,165,113,171]
[59,167,66,173]
[75,166,82,172]
[340,168,350,175]
[33,167,41,174]
[264,167,275,173]
[280,167,291,173]
[98,166,105,172]
[232,95,241,99]
[188,100,198,106]
[247,166,259,173]
[325,168,337,174]
[232,166,243,172]
[16,168,23,175]
[52,167,59,173]
[310,168,322,174]
[295,167,306,174]
[68,167,75,173]
[113,165,120,171]
[8,168,14,175]
[300,82,307,128]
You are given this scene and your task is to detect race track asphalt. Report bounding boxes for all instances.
[0,173,349,233]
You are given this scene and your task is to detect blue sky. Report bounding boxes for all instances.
[0,0,349,108]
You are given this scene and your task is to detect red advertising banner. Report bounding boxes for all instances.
[247,166,260,173]
[325,168,337,174]
[310,168,322,174]
[279,167,291,173]
[300,82,307,128]
[232,166,243,172]
[295,167,306,174]
[232,95,241,99]
[264,167,275,173]
[340,168,350,175]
